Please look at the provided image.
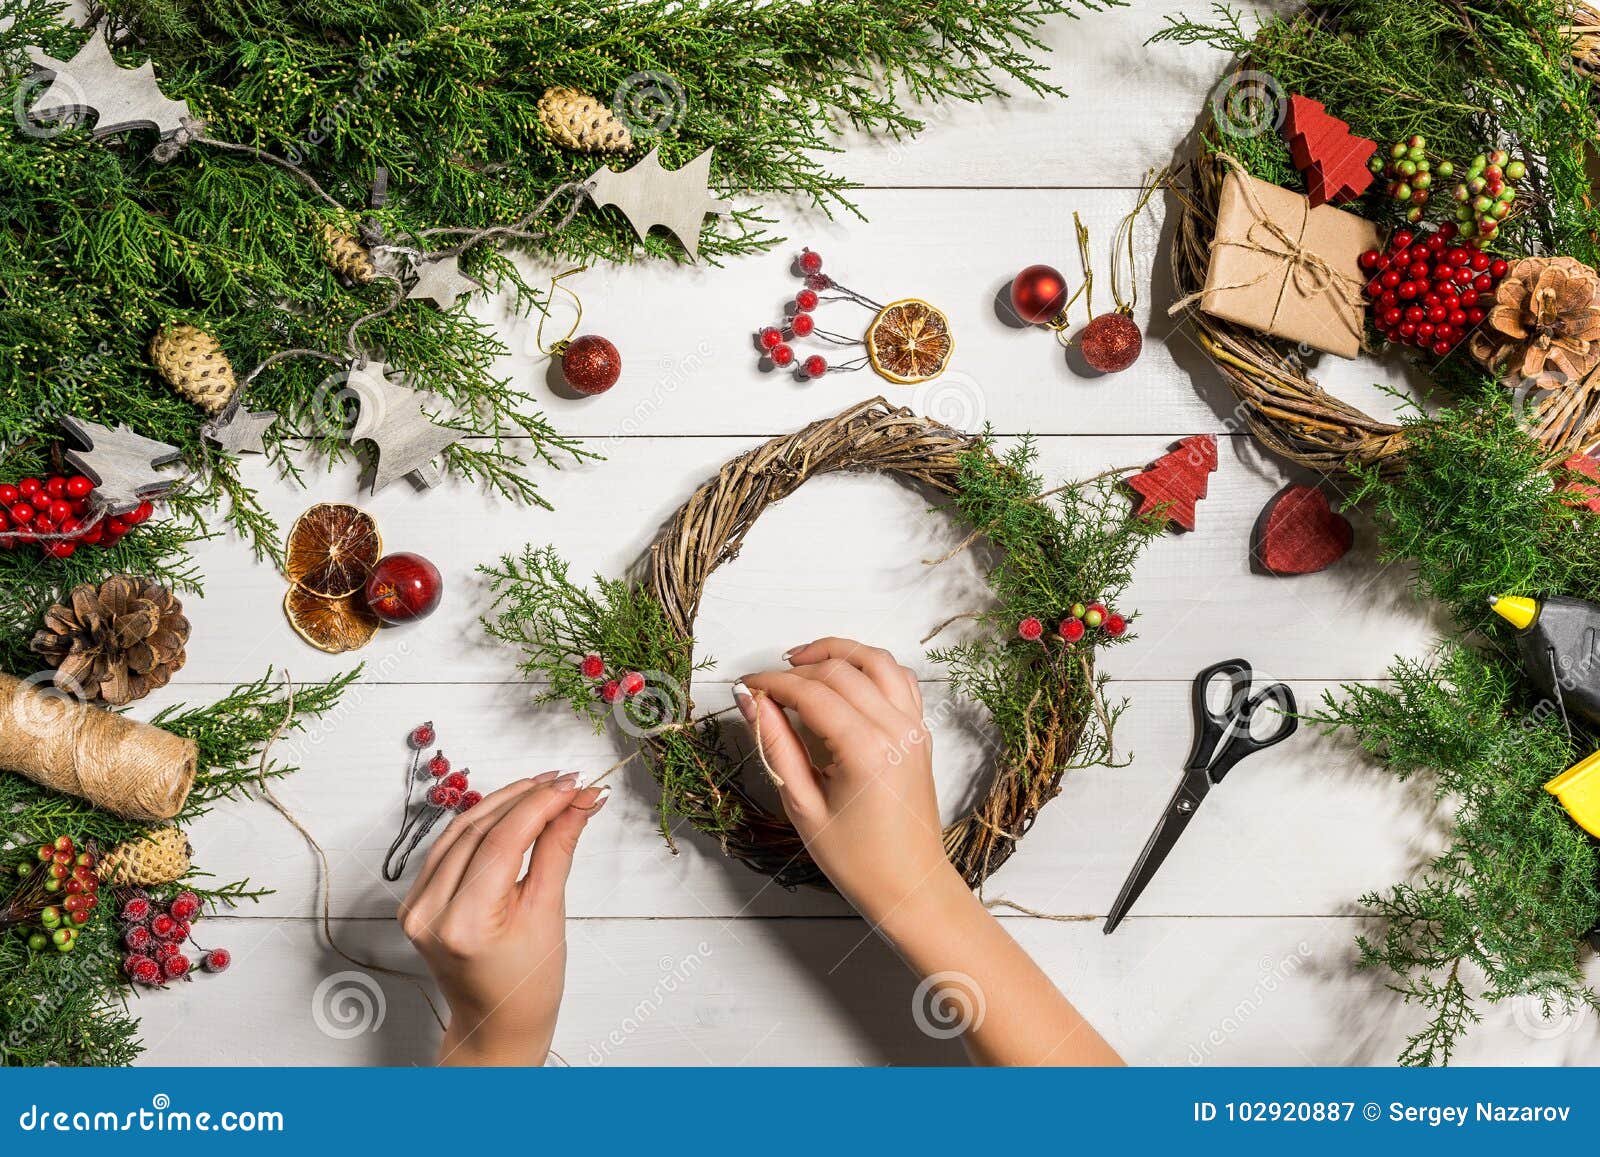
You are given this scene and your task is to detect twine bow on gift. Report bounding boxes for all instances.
[1168,152,1368,342]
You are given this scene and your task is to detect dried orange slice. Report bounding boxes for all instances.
[864,299,954,385]
[283,586,380,654]
[284,503,382,598]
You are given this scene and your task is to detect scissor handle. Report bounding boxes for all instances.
[1209,681,1299,783]
[1185,658,1254,770]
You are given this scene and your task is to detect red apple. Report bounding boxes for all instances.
[364,552,443,624]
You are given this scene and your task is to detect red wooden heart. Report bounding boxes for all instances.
[1255,485,1353,575]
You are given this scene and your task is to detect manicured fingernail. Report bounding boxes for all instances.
[732,680,755,723]
[530,771,560,785]
[590,786,612,813]
[782,647,802,662]
[553,773,580,791]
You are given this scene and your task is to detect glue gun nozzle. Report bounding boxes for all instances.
[1488,594,1539,630]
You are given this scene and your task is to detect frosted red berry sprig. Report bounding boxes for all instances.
[1017,601,1129,646]
[384,720,487,880]
[577,651,649,707]
[116,886,225,988]
[753,248,883,380]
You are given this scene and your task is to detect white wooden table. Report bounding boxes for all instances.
[133,3,1600,1066]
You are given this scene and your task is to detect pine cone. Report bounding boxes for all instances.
[30,576,190,706]
[1470,256,1600,383]
[537,86,633,153]
[100,827,191,886]
[318,223,377,285]
[149,323,239,416]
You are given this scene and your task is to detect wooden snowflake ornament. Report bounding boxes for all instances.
[1126,435,1217,531]
[58,416,184,516]
[344,360,462,493]
[586,147,728,261]
[25,34,191,140]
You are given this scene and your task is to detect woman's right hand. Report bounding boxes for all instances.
[734,637,959,923]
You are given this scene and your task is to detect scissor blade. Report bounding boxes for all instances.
[1104,768,1211,934]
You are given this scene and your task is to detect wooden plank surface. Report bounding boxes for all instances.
[71,1,1551,1067]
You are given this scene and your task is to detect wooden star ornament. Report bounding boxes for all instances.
[58,416,184,516]
[406,256,480,310]
[586,147,728,261]
[204,406,278,455]
[344,360,462,493]
[25,33,191,139]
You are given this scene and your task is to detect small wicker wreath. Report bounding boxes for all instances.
[1170,3,1600,478]
[640,398,1090,890]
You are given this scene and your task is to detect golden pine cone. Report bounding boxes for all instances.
[1470,255,1600,383]
[318,223,377,285]
[537,86,632,153]
[100,827,192,886]
[148,323,239,416]
[30,576,190,706]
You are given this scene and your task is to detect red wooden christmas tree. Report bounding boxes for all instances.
[1558,452,1600,515]
[1281,94,1376,206]
[1126,435,1217,531]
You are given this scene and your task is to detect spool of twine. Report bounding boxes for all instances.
[0,673,198,822]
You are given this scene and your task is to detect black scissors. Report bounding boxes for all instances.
[1103,658,1298,934]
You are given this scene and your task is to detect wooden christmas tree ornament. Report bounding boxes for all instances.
[537,86,633,153]
[149,323,239,416]
[1125,435,1217,531]
[1282,94,1376,206]
[99,826,192,886]
[1252,484,1353,574]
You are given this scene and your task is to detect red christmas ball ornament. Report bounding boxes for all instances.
[1079,312,1143,373]
[1010,264,1070,325]
[365,552,443,624]
[559,335,622,396]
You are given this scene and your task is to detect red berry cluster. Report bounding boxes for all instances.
[578,652,648,707]
[11,836,100,956]
[1017,601,1127,645]
[119,888,228,986]
[1361,224,1509,357]
[422,748,482,812]
[0,474,152,559]
[754,249,831,379]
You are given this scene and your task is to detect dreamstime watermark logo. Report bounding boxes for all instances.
[1508,368,1566,433]
[1209,69,1285,139]
[12,63,85,140]
[3,669,90,744]
[598,341,714,451]
[311,970,387,1039]
[303,366,364,438]
[1510,974,1591,1041]
[611,669,688,738]
[612,70,687,136]
[1185,941,1312,1064]
[586,943,713,1064]
[911,970,986,1039]
[913,371,987,432]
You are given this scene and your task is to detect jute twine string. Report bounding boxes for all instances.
[252,675,446,1030]
[637,398,1092,891]
[0,673,197,823]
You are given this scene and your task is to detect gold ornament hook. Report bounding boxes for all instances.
[536,266,588,356]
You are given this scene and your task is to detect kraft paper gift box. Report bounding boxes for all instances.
[1197,167,1380,358]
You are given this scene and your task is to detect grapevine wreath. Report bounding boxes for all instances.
[483,399,1160,889]
[1160,0,1600,1064]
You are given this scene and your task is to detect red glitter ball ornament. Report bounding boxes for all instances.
[560,335,622,396]
[1079,312,1143,373]
[1010,265,1070,325]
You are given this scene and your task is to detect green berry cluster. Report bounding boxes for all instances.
[6,836,101,956]
[1371,134,1445,224]
[1449,149,1524,247]
[1371,136,1525,247]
